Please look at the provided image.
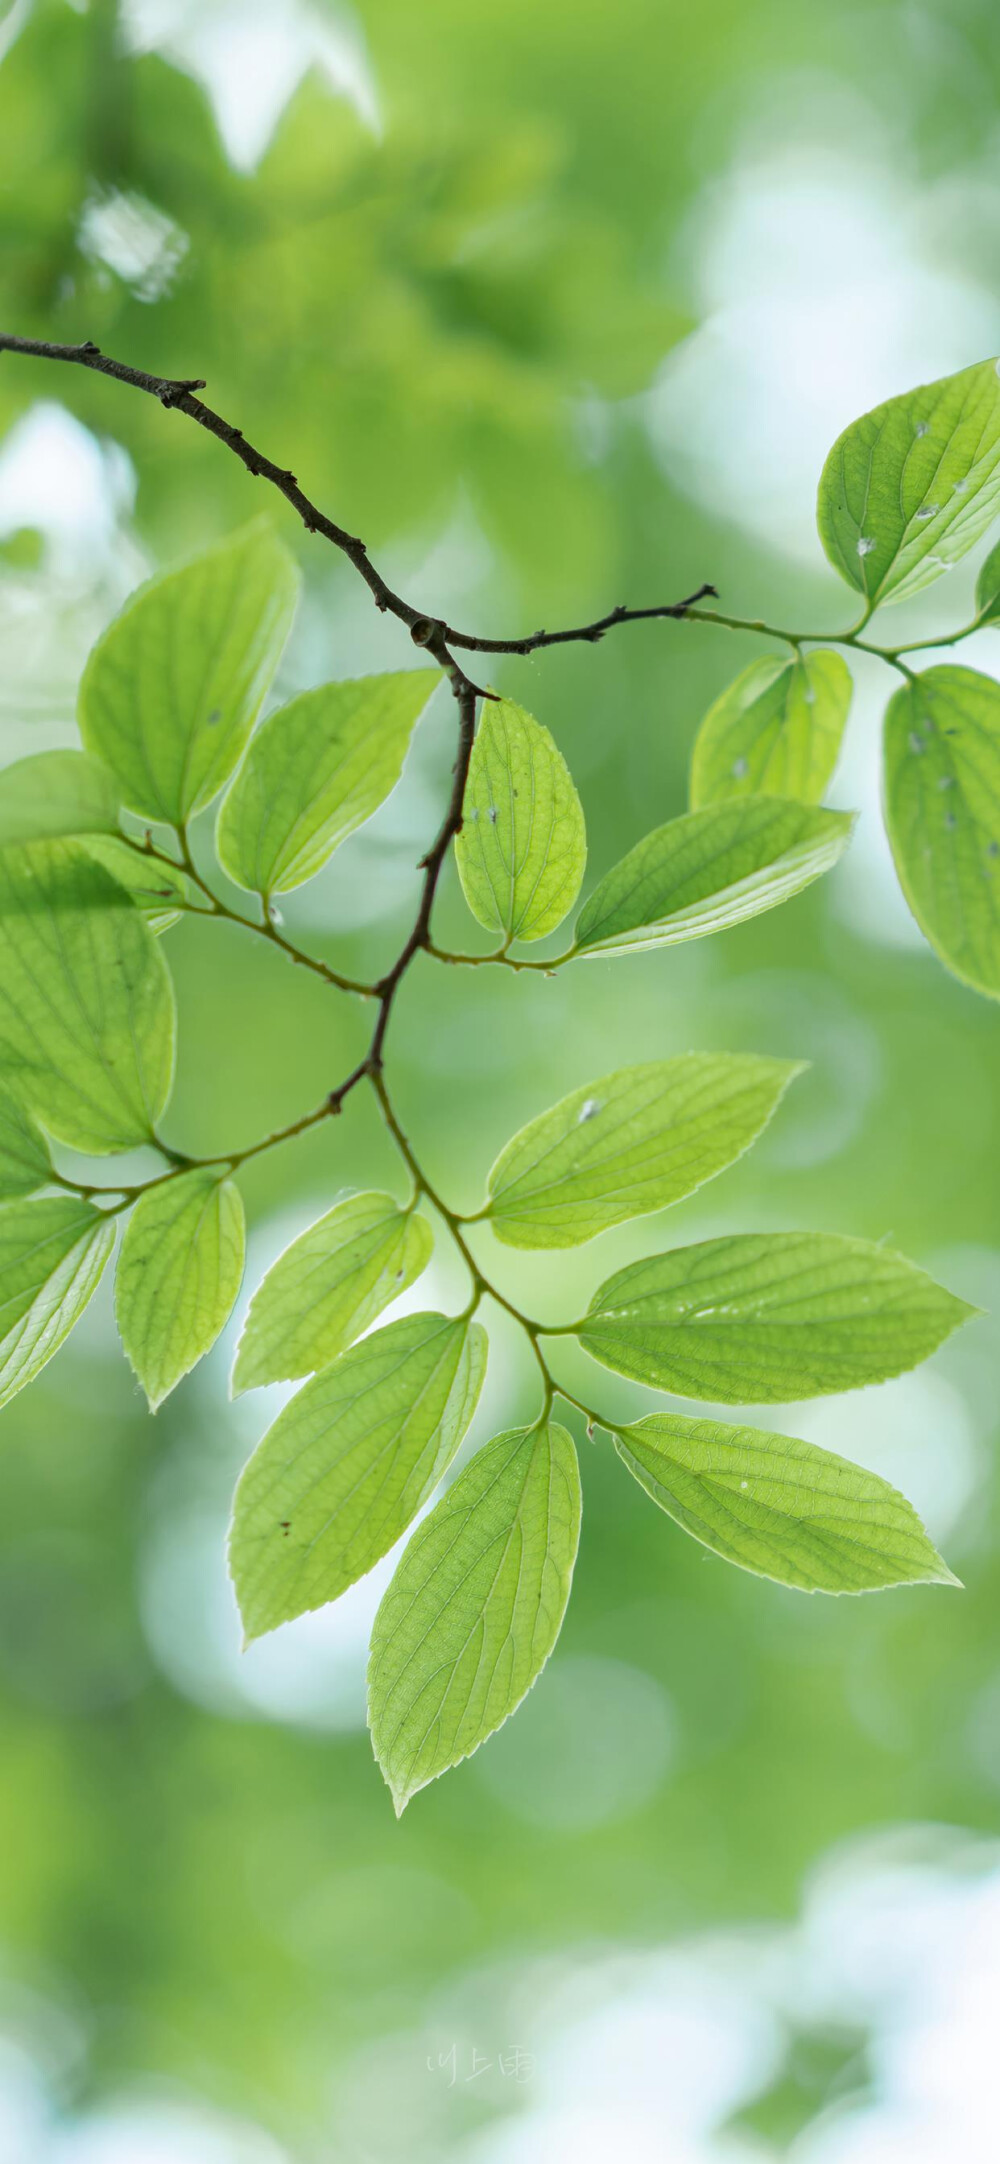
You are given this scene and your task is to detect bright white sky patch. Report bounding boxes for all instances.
[121,0,380,170]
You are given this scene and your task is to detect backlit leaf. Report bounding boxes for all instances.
[817,358,1000,605]
[573,797,852,957]
[80,835,192,933]
[368,1419,581,1814]
[217,671,440,897]
[79,521,299,824]
[484,1054,803,1248]
[455,697,586,943]
[232,1191,434,1392]
[690,652,851,809]
[614,1412,957,1593]
[116,1169,245,1409]
[578,1232,974,1402]
[0,1198,115,1409]
[0,839,175,1153]
[230,1312,487,1643]
[0,750,121,844]
[0,1090,51,1199]
[975,536,1000,624]
[883,665,1000,998]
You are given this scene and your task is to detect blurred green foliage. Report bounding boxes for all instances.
[2,0,1000,2154]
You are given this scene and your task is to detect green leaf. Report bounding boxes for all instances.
[975,537,1000,624]
[0,1090,51,1199]
[116,1169,245,1409]
[484,1053,803,1249]
[79,836,192,934]
[232,1191,434,1392]
[817,358,1000,606]
[230,1312,487,1643]
[0,750,121,844]
[577,1232,974,1402]
[0,1197,115,1410]
[614,1413,957,1594]
[0,839,175,1153]
[455,697,587,943]
[368,1419,581,1814]
[216,671,440,898]
[78,521,300,825]
[883,665,1000,999]
[689,652,851,809]
[574,797,853,958]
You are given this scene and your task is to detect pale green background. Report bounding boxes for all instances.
[1,1,1000,2156]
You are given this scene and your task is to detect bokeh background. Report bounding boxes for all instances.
[2,0,1000,2156]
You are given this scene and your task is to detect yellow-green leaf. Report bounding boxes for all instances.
[690,652,851,808]
[574,798,852,958]
[368,1420,581,1814]
[216,671,440,897]
[614,1413,957,1593]
[883,665,1000,999]
[578,1232,975,1401]
[230,1312,487,1643]
[455,697,586,943]
[79,521,299,824]
[0,1198,115,1409]
[817,358,1000,605]
[0,839,175,1153]
[484,1054,803,1248]
[116,1169,245,1409]
[232,1191,434,1392]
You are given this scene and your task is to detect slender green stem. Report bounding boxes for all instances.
[683,603,984,666]
[116,829,375,998]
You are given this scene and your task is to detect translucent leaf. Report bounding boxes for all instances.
[578,1232,974,1402]
[80,835,192,934]
[0,750,121,844]
[232,1191,434,1392]
[230,1312,487,1643]
[79,521,299,824]
[975,538,1000,624]
[614,1413,957,1594]
[368,1420,581,1814]
[817,358,1000,606]
[689,652,851,809]
[574,798,852,958]
[115,1169,245,1408]
[216,671,440,898]
[883,665,1000,999]
[455,697,587,943]
[484,1053,803,1249]
[0,1197,115,1409]
[0,1090,51,1199]
[0,839,175,1153]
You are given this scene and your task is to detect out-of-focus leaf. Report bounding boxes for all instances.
[0,750,121,844]
[368,1420,580,1814]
